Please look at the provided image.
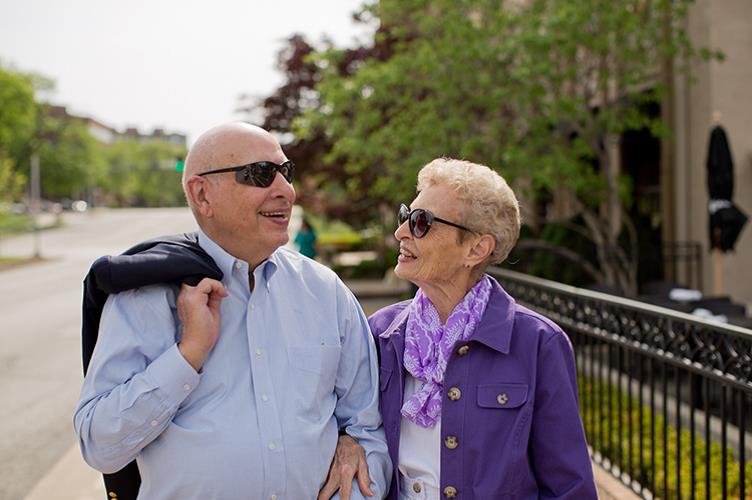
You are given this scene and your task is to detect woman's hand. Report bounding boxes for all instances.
[317,434,373,499]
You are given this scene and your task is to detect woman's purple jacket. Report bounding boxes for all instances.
[368,277,598,499]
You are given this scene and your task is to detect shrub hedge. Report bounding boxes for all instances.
[579,376,752,499]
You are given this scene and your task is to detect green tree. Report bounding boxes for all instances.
[0,65,36,200]
[0,65,109,204]
[239,32,395,227]
[101,140,186,207]
[297,0,718,294]
[0,156,25,203]
[35,110,107,199]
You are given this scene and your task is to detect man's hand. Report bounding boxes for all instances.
[176,278,228,371]
[318,434,373,500]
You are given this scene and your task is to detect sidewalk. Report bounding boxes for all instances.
[27,443,639,500]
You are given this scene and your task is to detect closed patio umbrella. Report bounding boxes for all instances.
[706,122,748,295]
[707,124,748,252]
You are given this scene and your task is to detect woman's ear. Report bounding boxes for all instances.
[466,234,495,267]
[185,176,214,217]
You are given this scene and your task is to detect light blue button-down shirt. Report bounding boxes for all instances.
[75,230,391,499]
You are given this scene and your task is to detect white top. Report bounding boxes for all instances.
[399,374,441,499]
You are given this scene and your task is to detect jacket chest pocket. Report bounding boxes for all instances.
[475,383,531,450]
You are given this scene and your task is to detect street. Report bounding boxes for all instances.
[0,208,198,500]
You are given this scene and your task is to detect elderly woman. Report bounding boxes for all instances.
[369,158,597,499]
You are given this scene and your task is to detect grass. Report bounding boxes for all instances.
[0,256,44,271]
[0,212,33,235]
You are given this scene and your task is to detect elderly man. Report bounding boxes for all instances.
[75,123,390,499]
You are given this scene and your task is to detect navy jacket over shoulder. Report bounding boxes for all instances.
[79,231,222,500]
[81,232,222,374]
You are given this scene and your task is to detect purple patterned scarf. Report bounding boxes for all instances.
[401,275,492,428]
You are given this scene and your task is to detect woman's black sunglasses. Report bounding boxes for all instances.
[197,160,294,188]
[398,203,472,238]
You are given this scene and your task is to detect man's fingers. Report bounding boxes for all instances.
[197,278,228,297]
[180,278,228,297]
[180,279,228,311]
[356,458,373,496]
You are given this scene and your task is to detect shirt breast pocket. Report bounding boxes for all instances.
[288,345,341,420]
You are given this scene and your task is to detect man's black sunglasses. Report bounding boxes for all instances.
[197,160,294,188]
[398,203,472,239]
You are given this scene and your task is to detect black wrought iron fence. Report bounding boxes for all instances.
[661,241,703,291]
[489,267,752,499]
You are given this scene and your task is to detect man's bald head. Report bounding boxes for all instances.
[181,122,295,266]
[182,123,284,185]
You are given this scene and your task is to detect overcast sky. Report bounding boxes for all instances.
[0,0,372,145]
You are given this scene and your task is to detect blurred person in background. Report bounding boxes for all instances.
[295,216,318,260]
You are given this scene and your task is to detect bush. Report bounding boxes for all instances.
[331,249,399,280]
[579,375,752,498]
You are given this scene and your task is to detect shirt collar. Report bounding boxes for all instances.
[196,229,278,283]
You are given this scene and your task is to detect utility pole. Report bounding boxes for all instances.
[30,153,41,258]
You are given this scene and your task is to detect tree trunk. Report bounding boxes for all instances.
[660,0,677,282]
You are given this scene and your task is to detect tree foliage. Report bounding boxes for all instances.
[0,64,187,208]
[100,140,187,207]
[35,109,106,198]
[292,0,715,293]
[0,65,36,158]
[241,28,396,226]
[0,65,36,200]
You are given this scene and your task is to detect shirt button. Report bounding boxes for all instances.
[182,384,191,391]
[457,345,470,356]
[270,495,277,500]
[443,485,458,498]
[250,304,255,310]
[150,420,158,427]
[235,262,242,269]
[447,387,461,401]
[255,348,262,356]
[268,442,276,450]
[497,393,509,405]
[412,482,422,493]
[261,394,269,401]
[444,435,459,449]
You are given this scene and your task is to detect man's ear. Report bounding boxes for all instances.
[185,176,214,217]
[466,234,496,267]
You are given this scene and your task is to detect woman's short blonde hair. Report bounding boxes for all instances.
[417,157,520,265]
